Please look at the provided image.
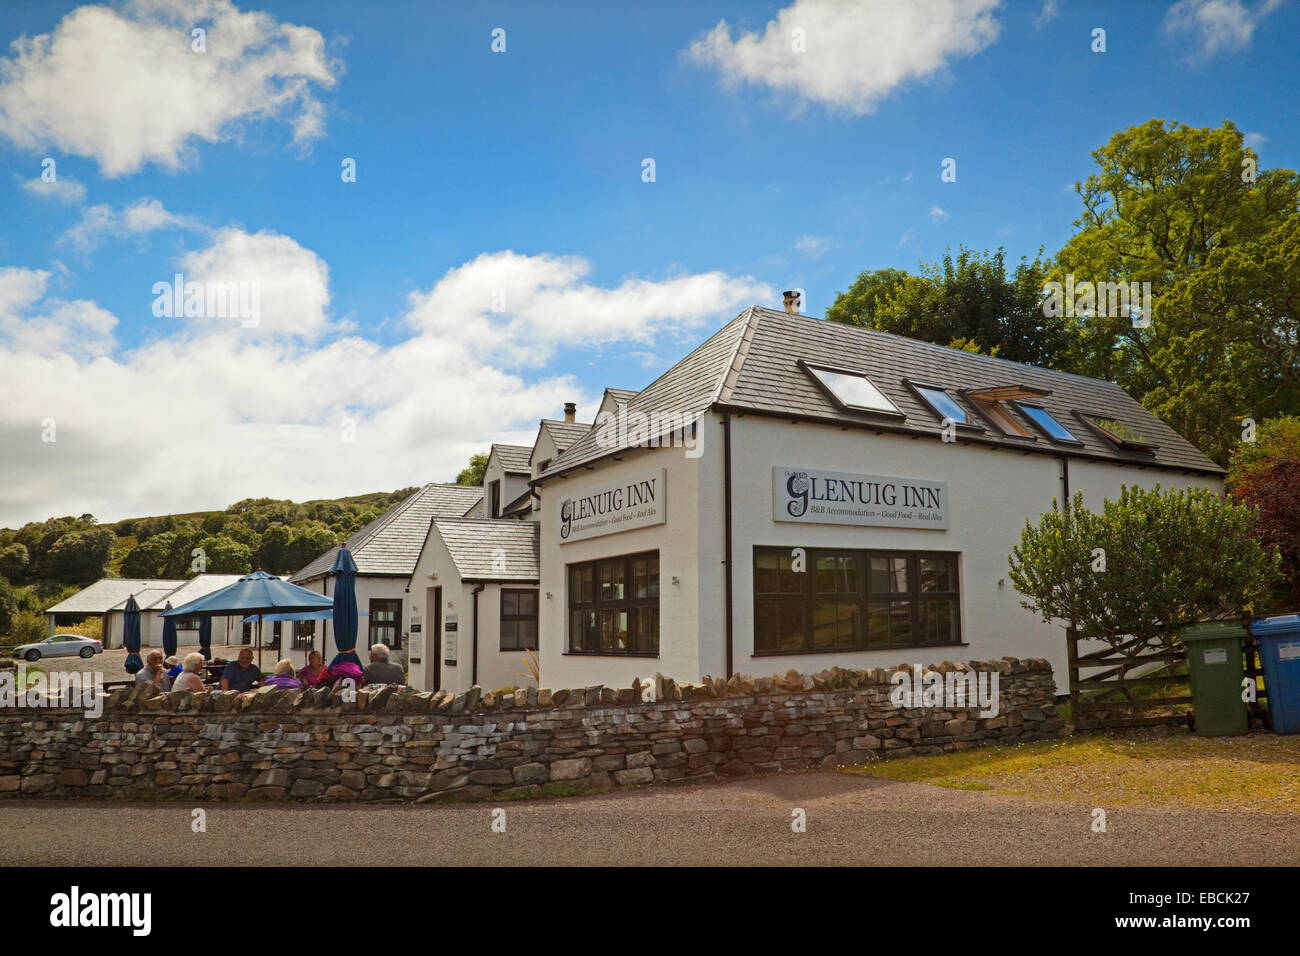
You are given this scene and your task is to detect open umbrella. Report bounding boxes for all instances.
[164,570,334,670]
[330,545,361,668]
[161,601,178,658]
[122,594,143,674]
[198,615,212,661]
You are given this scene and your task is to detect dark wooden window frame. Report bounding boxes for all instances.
[566,550,659,657]
[368,598,402,649]
[753,546,962,655]
[500,588,539,652]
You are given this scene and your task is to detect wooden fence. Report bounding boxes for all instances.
[1066,626,1269,731]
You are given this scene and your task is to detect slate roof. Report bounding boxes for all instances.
[501,487,536,516]
[45,579,185,615]
[491,443,533,474]
[427,518,540,581]
[291,483,484,582]
[605,388,637,405]
[539,306,1222,478]
[138,574,246,611]
[539,419,591,453]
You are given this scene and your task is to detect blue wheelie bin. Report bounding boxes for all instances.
[1250,614,1300,734]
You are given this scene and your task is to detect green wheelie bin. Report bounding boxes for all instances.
[1180,622,1249,737]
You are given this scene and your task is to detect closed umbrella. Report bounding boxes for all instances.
[198,615,212,661]
[161,602,178,658]
[122,594,143,674]
[331,545,361,668]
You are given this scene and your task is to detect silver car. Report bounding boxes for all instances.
[11,634,104,661]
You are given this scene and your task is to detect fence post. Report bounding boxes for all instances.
[1066,626,1081,728]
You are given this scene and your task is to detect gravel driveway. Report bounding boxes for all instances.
[2,771,1295,866]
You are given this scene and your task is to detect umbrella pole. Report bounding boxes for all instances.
[258,615,263,671]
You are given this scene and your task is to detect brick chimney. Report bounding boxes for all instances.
[783,290,801,314]
[564,402,576,423]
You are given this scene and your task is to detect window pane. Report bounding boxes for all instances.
[648,606,659,655]
[779,604,805,651]
[1017,403,1078,442]
[522,620,537,648]
[501,619,516,643]
[600,560,625,602]
[920,600,957,644]
[809,366,900,414]
[502,591,517,616]
[916,386,969,424]
[756,551,779,593]
[869,556,908,593]
[813,602,858,649]
[756,602,779,652]
[919,556,953,593]
[888,600,912,644]
[815,553,857,595]
[521,591,536,616]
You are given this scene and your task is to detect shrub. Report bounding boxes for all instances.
[1009,485,1281,648]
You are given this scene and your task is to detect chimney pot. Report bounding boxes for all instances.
[782,290,801,315]
[564,402,576,423]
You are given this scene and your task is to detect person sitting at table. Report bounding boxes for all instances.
[220,647,262,692]
[164,655,182,679]
[262,659,302,690]
[363,643,406,686]
[298,650,326,688]
[172,653,207,693]
[135,651,172,691]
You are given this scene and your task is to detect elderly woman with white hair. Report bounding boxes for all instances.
[171,653,208,693]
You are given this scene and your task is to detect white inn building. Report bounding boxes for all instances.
[401,303,1224,696]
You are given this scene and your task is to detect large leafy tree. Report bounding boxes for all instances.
[41,527,116,584]
[1051,119,1300,460]
[830,247,1066,366]
[825,268,910,328]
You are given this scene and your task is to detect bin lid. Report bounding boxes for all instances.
[1180,621,1248,642]
[1250,613,1300,636]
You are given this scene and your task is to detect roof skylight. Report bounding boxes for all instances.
[805,365,901,415]
[913,385,971,425]
[1016,403,1080,443]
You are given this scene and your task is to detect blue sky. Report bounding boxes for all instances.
[1,0,1296,526]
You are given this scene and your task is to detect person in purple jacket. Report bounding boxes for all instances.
[262,659,303,690]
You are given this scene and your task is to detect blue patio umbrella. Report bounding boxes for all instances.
[330,545,361,668]
[161,602,178,658]
[198,615,212,661]
[122,594,143,674]
[164,570,334,669]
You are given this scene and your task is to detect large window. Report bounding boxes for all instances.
[754,547,960,653]
[368,598,402,648]
[292,619,316,650]
[568,551,659,656]
[500,589,539,651]
[803,363,901,415]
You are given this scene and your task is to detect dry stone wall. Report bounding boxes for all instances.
[0,658,1064,802]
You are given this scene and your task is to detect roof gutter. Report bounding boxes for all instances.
[471,582,485,688]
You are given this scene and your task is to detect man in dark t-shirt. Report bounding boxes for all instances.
[221,648,262,692]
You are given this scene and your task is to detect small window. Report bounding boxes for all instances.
[500,589,538,652]
[805,364,901,415]
[1016,403,1080,443]
[1078,414,1157,453]
[913,385,971,425]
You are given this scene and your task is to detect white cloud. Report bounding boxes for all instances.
[0,266,117,358]
[0,0,339,177]
[928,205,949,223]
[685,0,1001,115]
[0,245,769,526]
[62,197,201,251]
[1033,0,1061,29]
[21,176,86,203]
[1163,0,1283,61]
[1244,131,1268,149]
[794,235,830,258]
[897,228,916,248]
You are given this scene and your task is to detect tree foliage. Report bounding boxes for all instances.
[1228,416,1300,608]
[1009,486,1280,648]
[456,452,489,487]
